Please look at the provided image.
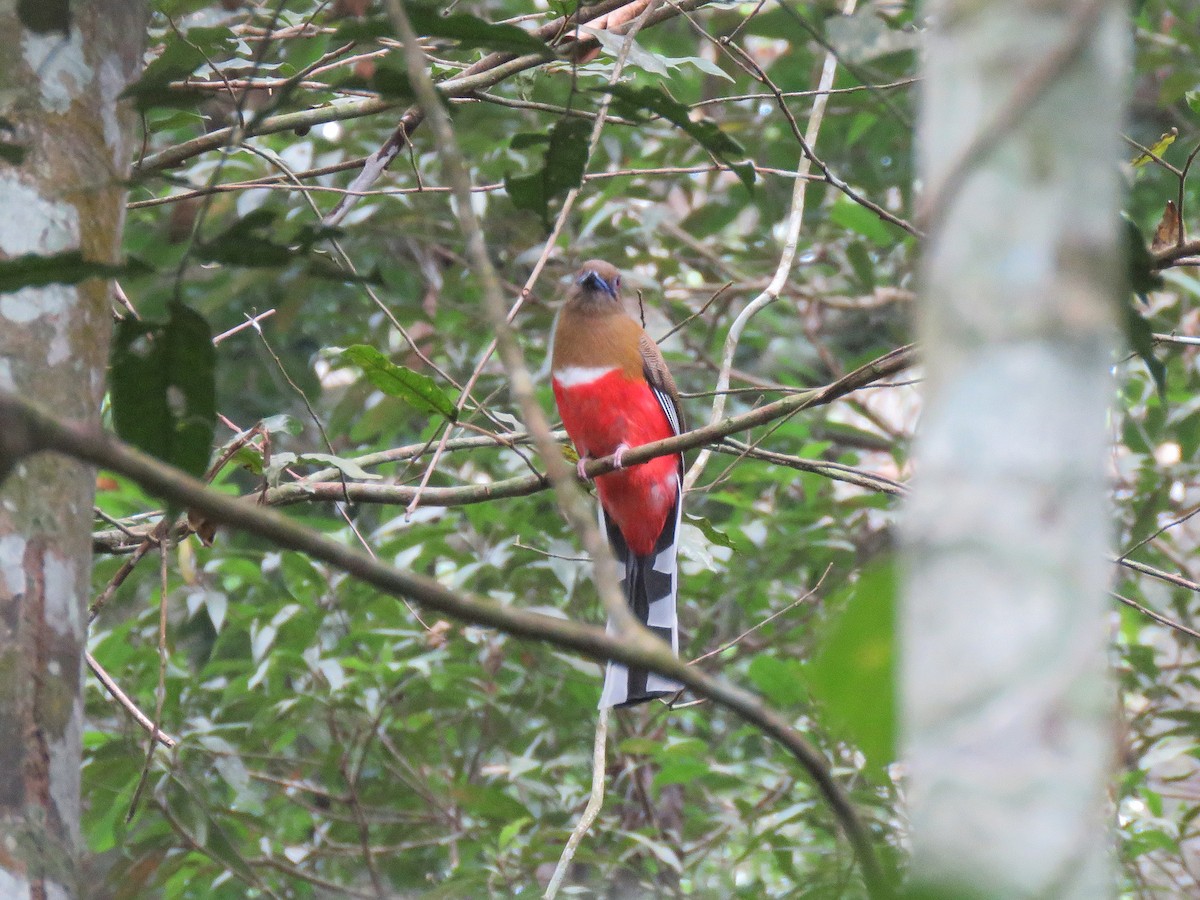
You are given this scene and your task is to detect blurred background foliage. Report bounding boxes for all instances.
[81,0,1200,896]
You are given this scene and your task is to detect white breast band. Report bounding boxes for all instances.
[553,365,618,387]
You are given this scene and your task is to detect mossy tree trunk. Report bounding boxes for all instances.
[0,3,146,895]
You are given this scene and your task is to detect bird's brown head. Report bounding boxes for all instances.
[572,259,622,304]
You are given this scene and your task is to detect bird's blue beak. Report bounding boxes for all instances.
[579,269,617,298]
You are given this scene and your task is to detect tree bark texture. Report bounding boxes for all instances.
[0,3,146,896]
[903,1,1127,896]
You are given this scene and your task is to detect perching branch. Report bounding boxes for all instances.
[0,391,888,898]
[92,345,915,554]
[1153,239,1200,270]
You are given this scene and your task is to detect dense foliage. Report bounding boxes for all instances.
[71,0,1200,896]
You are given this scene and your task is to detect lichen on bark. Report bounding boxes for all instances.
[0,1,148,895]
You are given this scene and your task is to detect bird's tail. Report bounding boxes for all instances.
[598,490,682,709]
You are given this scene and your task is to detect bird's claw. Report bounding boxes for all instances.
[612,443,629,470]
[577,444,630,480]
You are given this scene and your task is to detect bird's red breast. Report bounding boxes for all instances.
[552,369,678,556]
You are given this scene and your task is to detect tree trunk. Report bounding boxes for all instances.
[903,1,1127,896]
[0,3,146,895]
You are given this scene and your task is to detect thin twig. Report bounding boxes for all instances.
[128,161,817,209]
[685,0,859,491]
[543,708,610,900]
[89,518,167,621]
[716,439,904,495]
[212,308,276,344]
[1121,133,1182,177]
[126,538,172,822]
[1153,240,1200,270]
[690,77,918,109]
[1116,556,1200,593]
[1175,139,1200,237]
[1118,500,1200,562]
[692,566,830,664]
[658,282,733,344]
[335,728,388,900]
[86,651,178,748]
[1154,333,1200,347]
[1112,591,1200,642]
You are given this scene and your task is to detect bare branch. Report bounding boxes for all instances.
[543,709,610,899]
[86,652,177,749]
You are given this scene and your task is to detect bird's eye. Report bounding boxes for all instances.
[614,276,621,288]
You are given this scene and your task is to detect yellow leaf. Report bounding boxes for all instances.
[1132,128,1178,168]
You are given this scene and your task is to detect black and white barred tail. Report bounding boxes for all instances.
[597,479,683,708]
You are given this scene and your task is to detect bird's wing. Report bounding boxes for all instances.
[638,332,684,452]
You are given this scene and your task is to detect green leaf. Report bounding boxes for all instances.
[340,345,456,420]
[197,211,351,276]
[685,513,739,551]
[18,0,70,34]
[273,451,382,482]
[1128,827,1180,858]
[582,26,731,81]
[829,195,893,245]
[1123,294,1167,399]
[498,816,530,850]
[198,210,296,267]
[807,560,896,772]
[747,656,807,707]
[121,26,234,111]
[333,60,414,100]
[618,737,660,755]
[506,118,591,225]
[0,251,151,293]
[1123,215,1164,296]
[335,8,552,56]
[413,6,552,55]
[110,303,217,480]
[0,143,25,164]
[598,85,754,189]
[581,27,670,76]
[509,133,551,151]
[845,241,877,291]
[667,54,733,82]
[654,756,710,787]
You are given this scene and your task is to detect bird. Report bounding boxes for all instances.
[550,260,684,708]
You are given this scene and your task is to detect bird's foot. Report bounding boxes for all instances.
[576,455,592,480]
[611,443,630,470]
